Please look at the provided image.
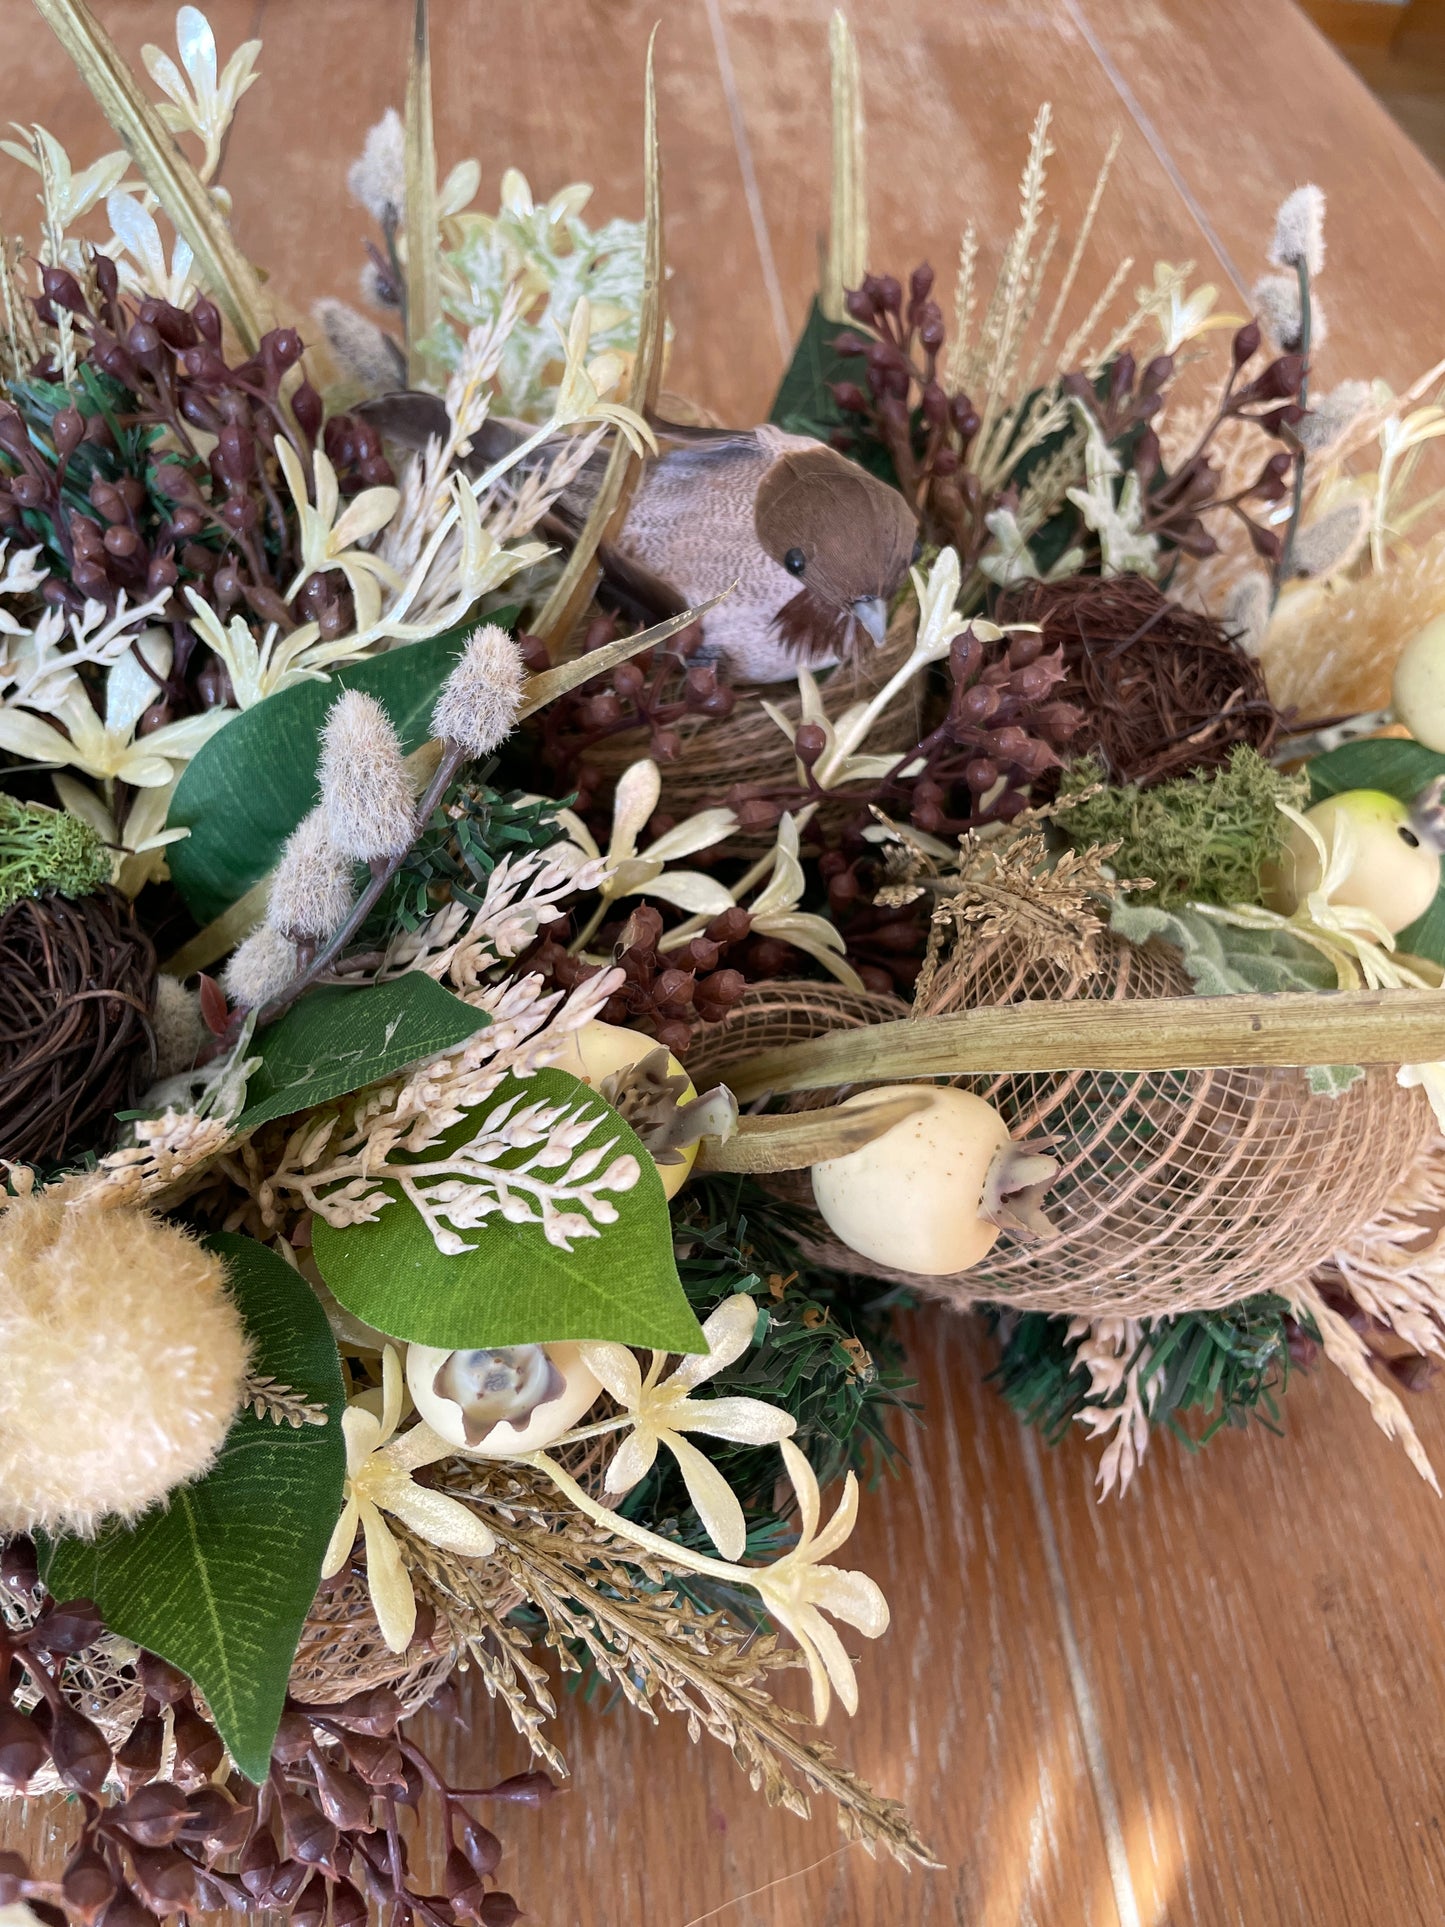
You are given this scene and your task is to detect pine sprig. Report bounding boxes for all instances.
[373,768,568,937]
[986,1291,1304,1452]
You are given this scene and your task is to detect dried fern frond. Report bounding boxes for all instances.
[242,1372,329,1428]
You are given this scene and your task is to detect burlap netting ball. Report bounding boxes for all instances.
[694,944,1436,1320]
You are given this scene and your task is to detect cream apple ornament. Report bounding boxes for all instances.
[811,1086,1057,1277]
[1392,615,1445,752]
[548,1019,736,1200]
[1264,785,1445,933]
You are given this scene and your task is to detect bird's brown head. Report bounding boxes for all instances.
[753,444,918,662]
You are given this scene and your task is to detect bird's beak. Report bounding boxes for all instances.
[851,596,889,648]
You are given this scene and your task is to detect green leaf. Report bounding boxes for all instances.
[238,975,488,1133]
[41,1235,345,1783]
[167,613,516,925]
[769,298,896,485]
[1307,738,1445,966]
[312,1066,705,1354]
[1110,900,1338,997]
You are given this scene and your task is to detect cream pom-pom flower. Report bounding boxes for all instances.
[0,1195,249,1537]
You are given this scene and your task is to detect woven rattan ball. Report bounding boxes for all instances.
[903,931,1435,1317]
[0,886,157,1166]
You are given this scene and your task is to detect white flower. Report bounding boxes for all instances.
[0,681,226,786]
[142,6,261,184]
[105,192,195,308]
[1065,401,1159,578]
[561,758,736,945]
[550,297,653,456]
[321,1348,496,1653]
[181,591,345,708]
[0,125,128,232]
[1135,262,1243,357]
[276,439,401,635]
[743,813,864,990]
[752,1439,889,1722]
[583,1295,795,1560]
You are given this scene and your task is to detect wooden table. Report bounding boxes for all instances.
[6,2,1445,1921]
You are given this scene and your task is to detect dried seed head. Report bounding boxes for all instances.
[1252,273,1303,353]
[347,108,405,226]
[269,807,357,942]
[318,690,417,862]
[430,624,526,759]
[1268,184,1326,276]
[150,974,210,1081]
[222,923,298,1010]
[312,299,404,396]
[0,1196,248,1537]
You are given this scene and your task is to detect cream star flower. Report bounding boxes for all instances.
[582,1294,795,1560]
[276,439,402,634]
[561,757,737,950]
[320,1347,496,1653]
[751,1439,889,1722]
[744,812,864,991]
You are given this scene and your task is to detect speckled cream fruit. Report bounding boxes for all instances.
[548,1019,698,1199]
[1263,789,1441,932]
[406,1342,602,1455]
[1393,615,1445,751]
[811,1086,1013,1277]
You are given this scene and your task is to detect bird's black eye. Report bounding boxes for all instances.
[783,547,806,577]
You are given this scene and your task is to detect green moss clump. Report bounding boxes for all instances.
[1056,747,1308,908]
[0,793,111,913]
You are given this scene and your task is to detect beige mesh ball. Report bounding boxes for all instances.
[906,931,1436,1317]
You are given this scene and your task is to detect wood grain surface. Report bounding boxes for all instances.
[4,3,1445,1923]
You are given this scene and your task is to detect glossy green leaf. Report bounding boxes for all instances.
[238,975,488,1133]
[1307,738,1445,965]
[167,613,515,924]
[312,1066,705,1354]
[769,298,896,484]
[42,1234,345,1783]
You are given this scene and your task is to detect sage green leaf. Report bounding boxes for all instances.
[167,613,515,924]
[41,1234,345,1783]
[1307,738,1445,966]
[238,976,488,1133]
[312,1066,705,1354]
[1111,902,1358,1095]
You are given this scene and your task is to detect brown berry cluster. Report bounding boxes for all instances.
[530,903,751,1055]
[0,251,388,723]
[534,613,735,815]
[828,266,1305,578]
[0,1542,534,1927]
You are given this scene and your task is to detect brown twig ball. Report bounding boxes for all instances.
[0,887,157,1166]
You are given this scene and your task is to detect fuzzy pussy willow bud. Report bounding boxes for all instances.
[317,691,417,862]
[222,923,298,1010]
[430,625,526,760]
[268,807,357,941]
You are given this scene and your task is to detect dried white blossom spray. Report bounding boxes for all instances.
[317,690,418,863]
[269,805,358,941]
[430,623,527,760]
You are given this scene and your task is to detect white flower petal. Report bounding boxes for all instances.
[671,1394,796,1447]
[670,1294,759,1389]
[602,1426,659,1494]
[319,1497,360,1580]
[639,871,736,915]
[381,1480,497,1559]
[579,1341,642,1408]
[665,1432,747,1561]
[360,1503,416,1653]
[645,808,739,863]
[609,759,662,859]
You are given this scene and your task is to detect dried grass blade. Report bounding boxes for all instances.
[403,0,440,382]
[519,592,728,717]
[694,1092,931,1174]
[721,990,1445,1100]
[534,30,665,648]
[31,0,270,353]
[821,10,866,323]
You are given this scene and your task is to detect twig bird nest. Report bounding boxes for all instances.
[999,575,1280,786]
[0,887,157,1166]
